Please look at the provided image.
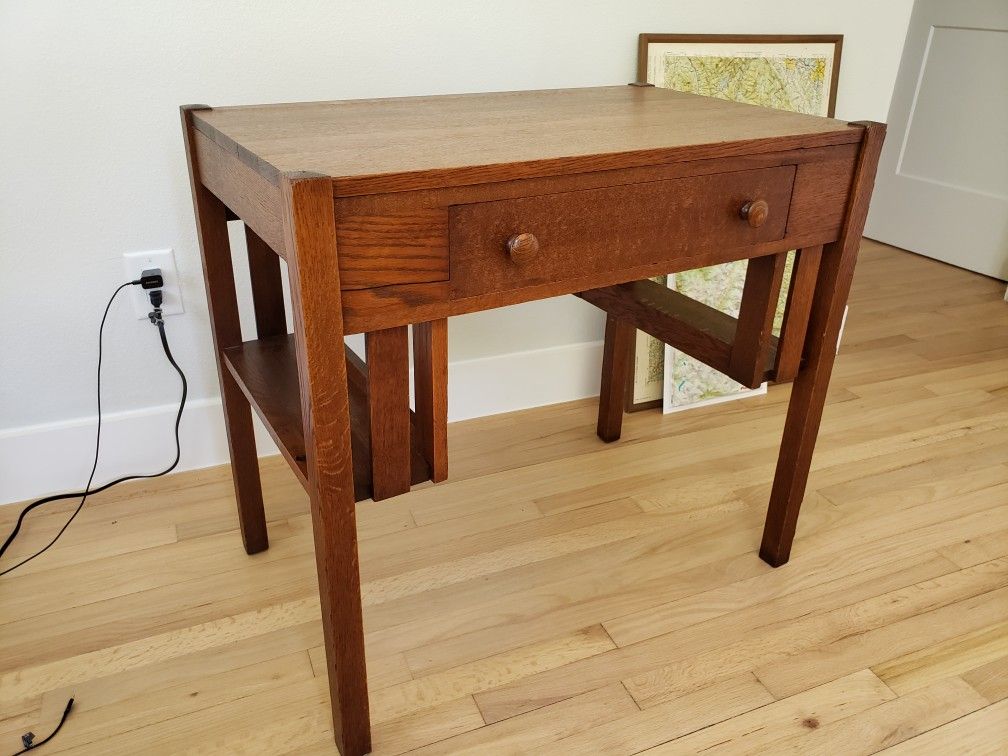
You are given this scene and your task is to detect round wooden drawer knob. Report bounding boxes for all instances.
[740,199,769,228]
[506,232,540,264]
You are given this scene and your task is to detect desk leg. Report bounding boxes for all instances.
[181,106,268,555]
[597,315,635,442]
[760,121,885,567]
[282,174,371,756]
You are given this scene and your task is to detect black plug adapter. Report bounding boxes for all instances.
[138,268,164,289]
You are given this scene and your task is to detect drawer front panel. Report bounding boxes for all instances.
[449,166,796,298]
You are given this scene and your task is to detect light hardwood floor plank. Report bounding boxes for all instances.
[962,653,1008,704]
[549,673,774,754]
[474,552,963,722]
[872,621,1008,695]
[373,625,613,723]
[409,683,638,755]
[877,699,1008,755]
[641,669,895,755]
[752,576,1008,699]
[754,677,991,754]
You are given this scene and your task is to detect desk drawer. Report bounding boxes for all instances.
[449,165,796,298]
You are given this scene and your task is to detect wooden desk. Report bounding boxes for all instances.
[180,86,884,755]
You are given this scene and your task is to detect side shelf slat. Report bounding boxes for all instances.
[223,334,431,501]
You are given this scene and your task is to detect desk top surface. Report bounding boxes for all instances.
[192,86,861,195]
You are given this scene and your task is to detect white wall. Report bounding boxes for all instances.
[0,0,914,504]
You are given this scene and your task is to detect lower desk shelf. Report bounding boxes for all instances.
[222,334,431,501]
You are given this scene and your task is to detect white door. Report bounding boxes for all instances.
[865,0,1008,281]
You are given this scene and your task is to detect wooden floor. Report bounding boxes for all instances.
[2,240,1007,755]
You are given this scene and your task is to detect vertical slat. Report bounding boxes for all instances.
[773,246,823,382]
[730,252,787,388]
[245,224,287,339]
[597,314,636,442]
[181,105,268,555]
[282,173,371,755]
[760,121,886,567]
[365,326,412,500]
[412,319,449,482]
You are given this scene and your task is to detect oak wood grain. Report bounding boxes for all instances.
[578,279,779,384]
[334,142,857,217]
[221,335,431,503]
[774,245,824,382]
[191,124,285,257]
[597,315,635,442]
[412,320,449,483]
[786,151,859,240]
[731,253,788,389]
[365,327,412,501]
[345,343,439,495]
[339,232,840,335]
[181,105,268,555]
[449,166,795,299]
[280,174,370,755]
[334,209,449,289]
[222,336,308,489]
[244,224,287,340]
[760,121,887,567]
[193,87,862,195]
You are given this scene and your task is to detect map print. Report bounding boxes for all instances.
[636,42,834,412]
[660,55,827,115]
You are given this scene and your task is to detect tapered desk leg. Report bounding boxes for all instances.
[760,121,886,567]
[181,106,268,555]
[597,315,635,442]
[282,173,371,756]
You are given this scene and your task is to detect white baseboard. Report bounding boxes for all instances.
[0,340,604,505]
[446,340,604,422]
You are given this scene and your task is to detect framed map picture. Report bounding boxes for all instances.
[638,34,841,118]
[628,33,842,413]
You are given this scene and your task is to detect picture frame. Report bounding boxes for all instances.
[637,34,842,118]
[626,33,843,411]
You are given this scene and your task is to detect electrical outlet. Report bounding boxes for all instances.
[123,249,184,319]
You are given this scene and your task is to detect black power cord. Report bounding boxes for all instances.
[0,278,187,577]
[12,698,74,755]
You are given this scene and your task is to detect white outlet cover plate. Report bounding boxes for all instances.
[123,248,184,319]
